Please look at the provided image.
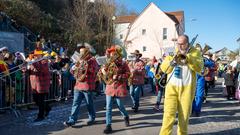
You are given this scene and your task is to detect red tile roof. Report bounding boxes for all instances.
[165,11,184,24]
[114,11,184,25]
[114,15,138,24]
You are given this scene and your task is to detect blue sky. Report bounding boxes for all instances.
[116,0,240,52]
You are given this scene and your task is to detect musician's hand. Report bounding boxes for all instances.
[131,69,136,73]
[101,68,106,75]
[75,61,80,67]
[170,60,177,67]
[113,75,118,80]
[118,75,122,80]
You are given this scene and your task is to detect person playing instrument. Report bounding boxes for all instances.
[64,47,98,127]
[128,50,145,113]
[203,52,216,102]
[102,45,130,134]
[192,44,214,117]
[159,35,203,135]
[28,50,51,122]
[153,54,167,111]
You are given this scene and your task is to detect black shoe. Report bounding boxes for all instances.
[134,107,138,113]
[0,110,6,114]
[132,106,136,110]
[63,121,75,127]
[34,117,44,122]
[45,107,52,117]
[124,116,130,127]
[87,120,95,126]
[103,125,112,134]
[195,112,200,117]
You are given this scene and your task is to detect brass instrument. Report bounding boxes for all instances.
[158,34,199,88]
[100,54,120,85]
[74,60,88,82]
[128,61,135,86]
[202,66,210,76]
[202,44,212,55]
[100,45,127,86]
[195,43,212,76]
[174,51,188,65]
[154,63,167,87]
[128,72,133,86]
[155,63,161,80]
[73,48,90,82]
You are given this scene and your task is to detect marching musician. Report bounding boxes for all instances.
[192,44,214,117]
[97,49,111,109]
[28,50,51,122]
[159,35,203,135]
[64,47,98,127]
[153,54,167,111]
[128,50,145,113]
[102,45,130,134]
[204,52,216,102]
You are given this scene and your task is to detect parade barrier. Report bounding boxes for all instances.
[0,69,76,117]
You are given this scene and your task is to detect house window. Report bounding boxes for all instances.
[142,29,146,35]
[143,46,146,52]
[120,34,123,39]
[163,28,167,40]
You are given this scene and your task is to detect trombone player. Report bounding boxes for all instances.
[159,35,203,135]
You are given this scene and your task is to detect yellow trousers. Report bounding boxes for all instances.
[159,85,195,135]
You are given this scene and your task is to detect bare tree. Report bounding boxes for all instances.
[62,0,116,55]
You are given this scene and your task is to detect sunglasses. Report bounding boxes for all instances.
[177,43,186,46]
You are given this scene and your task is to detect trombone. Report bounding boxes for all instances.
[0,54,51,78]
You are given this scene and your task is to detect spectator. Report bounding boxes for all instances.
[223,66,235,100]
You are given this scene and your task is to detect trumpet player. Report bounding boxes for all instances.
[64,47,98,127]
[128,50,145,113]
[159,35,203,135]
[102,45,130,134]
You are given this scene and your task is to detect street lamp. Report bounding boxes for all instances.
[237,37,240,56]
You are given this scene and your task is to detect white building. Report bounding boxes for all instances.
[114,2,185,59]
[214,47,237,64]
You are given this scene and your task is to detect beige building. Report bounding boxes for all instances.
[114,2,185,59]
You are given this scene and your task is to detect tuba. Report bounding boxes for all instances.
[195,43,212,76]
[202,44,212,55]
[104,54,119,85]
[73,48,90,82]
[98,53,120,85]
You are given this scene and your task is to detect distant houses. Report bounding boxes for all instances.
[114,2,185,59]
[214,47,237,64]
